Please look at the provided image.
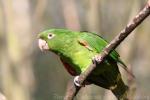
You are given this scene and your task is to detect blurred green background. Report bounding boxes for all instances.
[0,0,150,100]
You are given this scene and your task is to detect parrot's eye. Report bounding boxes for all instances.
[48,33,55,39]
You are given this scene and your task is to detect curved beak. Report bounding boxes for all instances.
[38,39,49,51]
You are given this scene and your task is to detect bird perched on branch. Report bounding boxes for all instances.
[38,29,132,99]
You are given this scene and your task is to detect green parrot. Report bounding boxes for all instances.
[38,29,130,99]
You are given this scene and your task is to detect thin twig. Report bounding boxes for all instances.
[64,1,150,100]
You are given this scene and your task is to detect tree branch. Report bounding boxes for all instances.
[64,80,81,100]
[64,1,150,100]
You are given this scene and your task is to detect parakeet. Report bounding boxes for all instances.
[38,29,129,99]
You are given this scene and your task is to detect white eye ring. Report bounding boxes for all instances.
[48,33,55,39]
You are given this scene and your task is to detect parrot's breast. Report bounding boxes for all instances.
[60,58,78,76]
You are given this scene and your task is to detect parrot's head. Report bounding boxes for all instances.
[38,29,76,54]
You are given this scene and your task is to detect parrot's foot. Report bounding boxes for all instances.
[92,55,102,64]
[74,76,91,87]
[74,76,82,87]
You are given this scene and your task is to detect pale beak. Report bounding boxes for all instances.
[38,39,49,51]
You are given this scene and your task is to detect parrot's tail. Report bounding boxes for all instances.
[111,76,129,100]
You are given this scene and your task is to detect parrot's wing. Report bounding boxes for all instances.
[79,32,120,61]
[79,32,135,77]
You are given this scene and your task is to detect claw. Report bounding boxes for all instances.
[74,76,81,87]
[92,57,96,64]
[92,55,102,64]
[74,76,91,87]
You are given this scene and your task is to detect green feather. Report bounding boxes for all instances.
[38,29,131,99]
[79,31,134,77]
[79,32,124,64]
